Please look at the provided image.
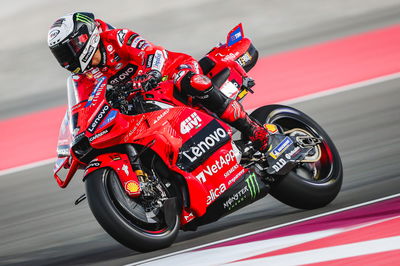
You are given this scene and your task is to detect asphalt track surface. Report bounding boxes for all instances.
[1,2,400,266]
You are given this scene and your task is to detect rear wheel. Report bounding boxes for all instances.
[250,105,343,209]
[85,167,179,252]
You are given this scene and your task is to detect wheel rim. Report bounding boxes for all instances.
[267,114,337,184]
[103,170,175,236]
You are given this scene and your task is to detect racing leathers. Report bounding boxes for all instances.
[72,19,270,152]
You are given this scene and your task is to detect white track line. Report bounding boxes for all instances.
[280,72,400,105]
[1,72,400,177]
[130,193,400,266]
[0,158,55,176]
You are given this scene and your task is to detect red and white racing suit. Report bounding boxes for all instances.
[72,19,270,152]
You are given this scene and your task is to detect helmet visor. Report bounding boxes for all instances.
[69,33,89,54]
[50,41,81,72]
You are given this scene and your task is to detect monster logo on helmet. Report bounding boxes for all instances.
[48,12,100,73]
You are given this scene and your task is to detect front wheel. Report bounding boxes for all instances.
[85,168,179,252]
[250,105,343,209]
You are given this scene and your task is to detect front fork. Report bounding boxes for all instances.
[84,145,145,197]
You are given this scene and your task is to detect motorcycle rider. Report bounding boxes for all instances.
[47,12,271,153]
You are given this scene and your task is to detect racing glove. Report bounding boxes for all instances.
[105,83,133,113]
[133,70,162,91]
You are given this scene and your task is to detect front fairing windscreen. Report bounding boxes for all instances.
[56,76,80,158]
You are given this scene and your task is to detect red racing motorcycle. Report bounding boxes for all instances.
[53,24,342,252]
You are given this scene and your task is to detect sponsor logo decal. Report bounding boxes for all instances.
[72,67,81,73]
[75,13,93,23]
[179,120,230,171]
[206,183,226,205]
[224,173,259,210]
[110,154,121,161]
[125,181,140,195]
[115,62,123,70]
[269,136,293,159]
[183,212,195,223]
[49,29,60,40]
[87,161,101,168]
[271,158,288,173]
[285,146,301,160]
[146,54,154,68]
[173,70,186,84]
[153,109,169,124]
[264,124,278,134]
[86,68,103,80]
[82,45,95,63]
[141,43,150,50]
[85,76,106,107]
[117,29,128,46]
[223,185,248,210]
[107,44,114,52]
[195,150,236,183]
[224,164,239,178]
[113,53,121,62]
[99,110,118,129]
[228,168,246,186]
[124,115,145,142]
[122,164,130,176]
[245,173,260,199]
[126,33,139,46]
[87,105,111,133]
[108,63,138,85]
[217,52,239,62]
[151,50,165,72]
[89,128,110,142]
[131,36,144,48]
[236,52,252,67]
[180,112,202,134]
[137,40,146,49]
[57,145,70,156]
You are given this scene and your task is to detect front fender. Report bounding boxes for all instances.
[84,153,141,197]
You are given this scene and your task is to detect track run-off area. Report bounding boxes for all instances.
[134,194,400,265]
[1,23,400,265]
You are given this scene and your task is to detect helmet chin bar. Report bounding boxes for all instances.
[79,27,100,72]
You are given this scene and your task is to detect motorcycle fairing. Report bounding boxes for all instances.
[84,153,141,196]
[183,168,269,229]
[95,106,249,218]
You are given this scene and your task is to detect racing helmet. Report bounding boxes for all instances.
[48,12,100,73]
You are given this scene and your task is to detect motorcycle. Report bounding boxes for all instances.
[53,24,342,252]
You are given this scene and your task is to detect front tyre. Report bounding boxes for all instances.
[250,105,343,209]
[85,168,179,252]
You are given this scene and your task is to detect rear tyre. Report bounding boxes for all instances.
[250,105,343,209]
[85,168,179,252]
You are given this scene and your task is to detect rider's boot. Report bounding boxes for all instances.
[219,100,270,153]
[177,72,271,153]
